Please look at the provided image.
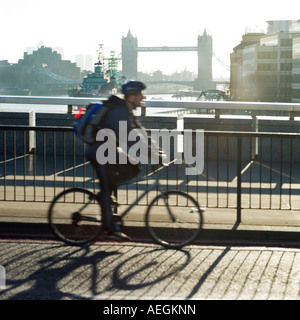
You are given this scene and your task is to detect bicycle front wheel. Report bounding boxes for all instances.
[48,188,103,246]
[146,190,202,249]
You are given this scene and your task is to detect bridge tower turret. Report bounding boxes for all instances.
[122,30,138,80]
[195,29,213,91]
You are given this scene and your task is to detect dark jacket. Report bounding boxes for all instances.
[85,95,153,182]
[99,95,141,136]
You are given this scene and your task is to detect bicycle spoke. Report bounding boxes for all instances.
[48,188,103,246]
[146,190,203,249]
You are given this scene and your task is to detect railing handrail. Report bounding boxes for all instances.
[144,100,300,112]
[0,125,74,132]
[1,124,300,139]
[1,95,300,113]
[0,95,104,106]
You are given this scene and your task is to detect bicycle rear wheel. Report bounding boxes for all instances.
[145,190,202,249]
[48,188,103,246]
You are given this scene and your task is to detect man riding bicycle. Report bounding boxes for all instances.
[85,81,163,241]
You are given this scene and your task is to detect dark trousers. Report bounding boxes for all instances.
[91,161,119,232]
[86,143,140,232]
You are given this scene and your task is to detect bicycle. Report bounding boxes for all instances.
[48,163,203,249]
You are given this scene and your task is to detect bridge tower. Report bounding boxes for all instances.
[121,29,213,90]
[195,29,213,90]
[122,30,138,80]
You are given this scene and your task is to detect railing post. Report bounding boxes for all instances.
[29,110,36,153]
[177,114,184,153]
[236,135,242,224]
[251,114,258,159]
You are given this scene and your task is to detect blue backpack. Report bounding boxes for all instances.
[73,103,111,144]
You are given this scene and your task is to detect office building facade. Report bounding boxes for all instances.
[231,20,300,102]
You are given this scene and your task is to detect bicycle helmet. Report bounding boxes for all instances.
[121,81,146,94]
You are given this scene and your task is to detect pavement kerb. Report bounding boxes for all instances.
[1,201,300,243]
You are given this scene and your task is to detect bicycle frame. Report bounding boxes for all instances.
[79,162,175,223]
[48,159,202,248]
[114,167,165,220]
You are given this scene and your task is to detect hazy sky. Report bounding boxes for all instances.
[1,0,299,78]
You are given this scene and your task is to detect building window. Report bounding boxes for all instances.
[258,63,277,71]
[280,51,292,59]
[280,63,292,71]
[280,38,293,47]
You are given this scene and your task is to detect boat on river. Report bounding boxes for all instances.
[68,46,121,97]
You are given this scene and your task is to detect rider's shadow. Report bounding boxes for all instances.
[4,245,120,300]
[110,248,191,296]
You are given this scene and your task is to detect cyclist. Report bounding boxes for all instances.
[85,81,162,241]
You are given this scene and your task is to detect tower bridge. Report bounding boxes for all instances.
[137,46,198,52]
[145,79,229,86]
[122,30,213,91]
[144,80,195,87]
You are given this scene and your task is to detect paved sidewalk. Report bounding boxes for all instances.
[1,201,300,244]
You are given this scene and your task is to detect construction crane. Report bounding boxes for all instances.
[104,51,122,82]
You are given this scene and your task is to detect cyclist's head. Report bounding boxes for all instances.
[122,81,146,110]
[122,81,146,96]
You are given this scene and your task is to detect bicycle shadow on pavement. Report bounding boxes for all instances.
[2,243,233,300]
[108,247,191,298]
[1,243,121,300]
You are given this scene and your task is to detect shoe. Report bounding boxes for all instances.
[105,231,131,242]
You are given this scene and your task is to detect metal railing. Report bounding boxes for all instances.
[1,125,300,224]
[1,94,300,118]
[2,95,300,225]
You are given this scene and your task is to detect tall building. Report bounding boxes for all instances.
[290,20,300,102]
[75,54,85,70]
[267,20,292,34]
[243,32,294,101]
[230,20,300,102]
[230,33,264,100]
[85,55,93,71]
[292,35,300,102]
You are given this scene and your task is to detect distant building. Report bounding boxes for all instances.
[292,35,300,102]
[230,33,265,100]
[267,20,292,34]
[85,55,93,71]
[75,54,84,70]
[291,20,300,102]
[230,20,300,102]
[0,60,14,93]
[25,47,35,55]
[54,47,64,60]
[0,46,81,95]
